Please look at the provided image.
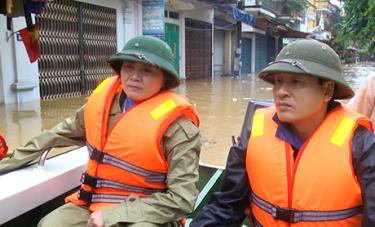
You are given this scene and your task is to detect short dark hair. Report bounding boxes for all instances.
[161,71,175,90]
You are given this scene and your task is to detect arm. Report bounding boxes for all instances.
[347,74,375,123]
[0,105,86,174]
[351,126,375,226]
[189,143,250,227]
[347,81,371,117]
[101,117,201,225]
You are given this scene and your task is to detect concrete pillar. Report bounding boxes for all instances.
[251,34,256,74]
[223,30,232,76]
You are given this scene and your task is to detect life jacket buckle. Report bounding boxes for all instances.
[78,188,93,203]
[81,173,98,188]
[90,148,105,163]
[274,206,298,223]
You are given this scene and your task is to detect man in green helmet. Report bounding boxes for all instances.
[0,35,201,227]
[191,39,375,226]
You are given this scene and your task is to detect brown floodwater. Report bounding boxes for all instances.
[1,63,374,167]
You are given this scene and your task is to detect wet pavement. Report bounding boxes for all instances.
[1,63,375,167]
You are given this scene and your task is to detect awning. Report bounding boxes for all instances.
[266,18,308,38]
[229,5,255,26]
[279,29,309,38]
[198,1,255,26]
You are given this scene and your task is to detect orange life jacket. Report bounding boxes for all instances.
[246,105,373,227]
[0,134,8,160]
[66,76,199,212]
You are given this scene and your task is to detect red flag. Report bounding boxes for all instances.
[19,24,41,63]
[0,134,8,160]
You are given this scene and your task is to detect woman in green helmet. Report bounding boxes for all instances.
[0,35,201,227]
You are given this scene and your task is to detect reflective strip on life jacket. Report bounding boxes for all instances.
[87,144,166,183]
[251,192,363,223]
[80,173,166,195]
[329,117,356,147]
[78,188,129,203]
[150,99,177,120]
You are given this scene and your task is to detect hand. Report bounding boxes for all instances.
[87,211,104,227]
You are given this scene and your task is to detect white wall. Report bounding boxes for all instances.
[0,53,4,103]
[0,15,39,104]
[179,14,186,80]
[0,16,12,104]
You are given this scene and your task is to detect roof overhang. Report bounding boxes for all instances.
[242,23,266,35]
[263,17,309,38]
[279,29,309,38]
[245,6,276,18]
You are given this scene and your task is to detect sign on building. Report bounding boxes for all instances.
[142,0,165,39]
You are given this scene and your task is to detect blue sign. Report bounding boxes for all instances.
[142,0,165,39]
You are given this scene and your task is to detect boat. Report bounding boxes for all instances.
[0,100,272,226]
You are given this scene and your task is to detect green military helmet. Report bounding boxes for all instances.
[108,35,179,89]
[258,39,354,99]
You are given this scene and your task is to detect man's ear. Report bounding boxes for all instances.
[323,80,335,101]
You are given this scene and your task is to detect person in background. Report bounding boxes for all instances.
[347,72,375,125]
[0,35,201,227]
[191,39,375,226]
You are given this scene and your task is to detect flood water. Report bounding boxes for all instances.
[1,63,375,167]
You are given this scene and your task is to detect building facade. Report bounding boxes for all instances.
[242,0,308,74]
[1,0,257,104]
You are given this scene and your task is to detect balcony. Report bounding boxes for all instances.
[244,0,305,19]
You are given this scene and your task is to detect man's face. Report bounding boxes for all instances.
[272,72,332,125]
[120,61,165,102]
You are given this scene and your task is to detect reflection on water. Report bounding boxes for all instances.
[0,63,374,167]
[0,96,87,155]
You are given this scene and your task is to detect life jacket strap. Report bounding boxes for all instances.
[78,188,129,204]
[251,192,362,223]
[86,143,167,183]
[81,173,166,195]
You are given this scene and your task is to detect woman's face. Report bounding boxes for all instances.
[120,61,165,102]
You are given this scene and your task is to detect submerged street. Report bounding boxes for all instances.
[1,63,375,167]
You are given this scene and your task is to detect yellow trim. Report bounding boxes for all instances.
[252,113,264,137]
[150,99,177,120]
[330,117,356,147]
[93,78,112,95]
